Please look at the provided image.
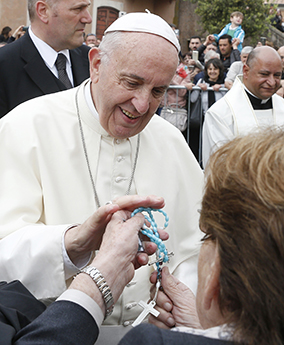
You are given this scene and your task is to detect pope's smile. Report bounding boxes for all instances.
[121,108,140,120]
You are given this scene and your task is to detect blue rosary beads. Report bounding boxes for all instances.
[131,207,174,327]
[131,207,170,274]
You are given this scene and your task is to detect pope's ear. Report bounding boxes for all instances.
[203,246,220,311]
[89,48,101,83]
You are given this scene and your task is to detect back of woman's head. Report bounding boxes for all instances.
[200,128,284,345]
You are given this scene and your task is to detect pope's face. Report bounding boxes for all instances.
[90,33,178,139]
[243,48,282,99]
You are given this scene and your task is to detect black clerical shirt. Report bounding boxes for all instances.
[245,91,272,110]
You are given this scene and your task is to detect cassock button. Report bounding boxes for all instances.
[116,139,121,145]
[125,302,138,310]
[123,321,132,327]
[126,281,137,287]
[117,156,123,162]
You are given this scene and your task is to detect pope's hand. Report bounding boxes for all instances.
[64,195,166,266]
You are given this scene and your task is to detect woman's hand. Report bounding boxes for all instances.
[148,267,201,329]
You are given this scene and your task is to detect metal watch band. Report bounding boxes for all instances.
[80,266,114,319]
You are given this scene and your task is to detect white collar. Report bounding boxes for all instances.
[172,324,232,340]
[84,80,100,121]
[29,26,71,69]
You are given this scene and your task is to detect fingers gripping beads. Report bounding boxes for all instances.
[131,207,170,276]
[131,207,172,327]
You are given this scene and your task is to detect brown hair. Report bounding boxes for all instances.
[230,11,244,19]
[200,128,284,345]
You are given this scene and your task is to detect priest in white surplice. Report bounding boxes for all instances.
[202,46,284,168]
[0,11,204,341]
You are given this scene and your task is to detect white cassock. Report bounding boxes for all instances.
[0,80,204,327]
[202,75,284,168]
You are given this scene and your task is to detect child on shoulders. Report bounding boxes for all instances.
[213,11,245,52]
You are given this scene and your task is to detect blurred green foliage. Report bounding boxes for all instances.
[188,0,275,43]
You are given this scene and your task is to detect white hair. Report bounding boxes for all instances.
[204,50,220,63]
[241,46,253,55]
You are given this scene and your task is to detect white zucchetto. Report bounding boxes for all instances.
[104,10,180,52]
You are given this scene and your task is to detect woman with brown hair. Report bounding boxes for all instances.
[120,128,284,345]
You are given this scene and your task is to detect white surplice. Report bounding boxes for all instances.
[202,75,284,168]
[0,79,204,326]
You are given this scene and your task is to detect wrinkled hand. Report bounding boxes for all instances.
[93,210,168,302]
[65,195,165,266]
[148,267,201,329]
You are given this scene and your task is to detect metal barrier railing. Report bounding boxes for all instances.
[161,85,228,165]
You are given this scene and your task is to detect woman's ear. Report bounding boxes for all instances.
[203,245,220,311]
[89,48,101,83]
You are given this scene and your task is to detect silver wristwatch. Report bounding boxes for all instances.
[80,266,114,319]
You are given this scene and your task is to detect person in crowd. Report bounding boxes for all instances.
[4,25,27,43]
[160,55,195,131]
[225,45,253,89]
[217,34,241,73]
[271,8,284,32]
[202,46,284,168]
[193,50,220,84]
[0,195,168,344]
[197,34,218,65]
[86,33,98,47]
[0,11,204,342]
[204,42,217,53]
[213,11,245,51]
[0,0,92,118]
[0,26,12,42]
[183,50,195,68]
[120,128,284,345]
[169,23,179,40]
[182,50,203,82]
[276,45,284,97]
[191,58,226,115]
[269,4,276,16]
[204,50,220,61]
[188,35,202,51]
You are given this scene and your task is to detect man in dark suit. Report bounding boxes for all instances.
[0,0,92,118]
